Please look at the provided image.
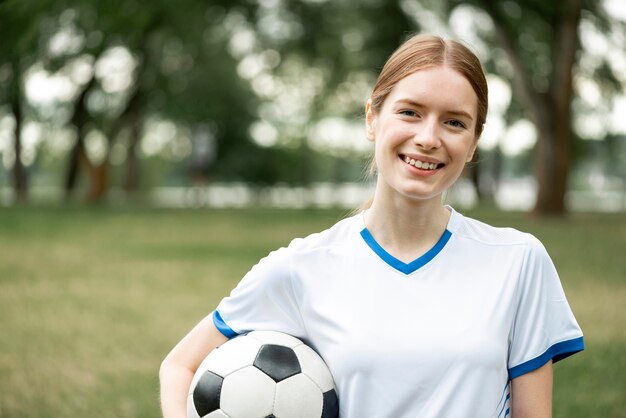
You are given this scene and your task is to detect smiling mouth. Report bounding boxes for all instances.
[399,154,445,171]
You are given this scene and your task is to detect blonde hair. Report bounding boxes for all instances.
[370,34,488,138]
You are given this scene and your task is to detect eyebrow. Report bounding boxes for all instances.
[393,98,474,121]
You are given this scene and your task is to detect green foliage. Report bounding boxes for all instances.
[0,0,423,191]
[1,0,624,202]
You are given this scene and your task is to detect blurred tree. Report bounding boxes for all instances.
[8,61,27,202]
[60,0,261,200]
[249,0,416,184]
[0,0,54,201]
[440,0,625,215]
[1,0,262,201]
[2,0,622,210]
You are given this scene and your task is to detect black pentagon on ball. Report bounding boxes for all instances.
[253,344,301,382]
[322,388,339,418]
[192,370,223,416]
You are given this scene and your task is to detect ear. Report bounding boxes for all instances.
[466,140,478,163]
[365,99,376,142]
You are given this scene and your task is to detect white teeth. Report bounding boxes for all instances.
[402,155,439,170]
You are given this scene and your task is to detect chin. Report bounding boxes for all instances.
[398,188,444,202]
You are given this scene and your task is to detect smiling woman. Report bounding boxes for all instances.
[365,66,479,203]
[160,34,584,418]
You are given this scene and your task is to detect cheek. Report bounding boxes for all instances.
[376,120,413,144]
[373,140,395,173]
[374,140,387,164]
[451,139,476,162]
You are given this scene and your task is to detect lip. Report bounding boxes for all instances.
[399,153,444,165]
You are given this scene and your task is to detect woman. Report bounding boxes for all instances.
[160,34,584,417]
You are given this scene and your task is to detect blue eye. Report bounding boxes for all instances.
[400,110,417,117]
[447,120,466,129]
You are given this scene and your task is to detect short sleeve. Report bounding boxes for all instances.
[212,242,306,340]
[508,236,584,380]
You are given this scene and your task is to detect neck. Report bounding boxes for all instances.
[363,190,451,263]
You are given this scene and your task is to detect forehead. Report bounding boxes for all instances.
[385,66,477,115]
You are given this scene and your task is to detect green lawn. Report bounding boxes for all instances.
[0,206,624,417]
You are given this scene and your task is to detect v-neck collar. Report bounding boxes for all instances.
[358,208,455,275]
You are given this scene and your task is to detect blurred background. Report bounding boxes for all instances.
[1,0,625,417]
[1,0,625,213]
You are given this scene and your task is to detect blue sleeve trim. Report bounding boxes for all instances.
[509,336,584,380]
[212,310,239,339]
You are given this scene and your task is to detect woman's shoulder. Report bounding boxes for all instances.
[451,209,542,250]
[285,213,362,254]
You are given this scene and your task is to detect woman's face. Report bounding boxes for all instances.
[366,65,478,203]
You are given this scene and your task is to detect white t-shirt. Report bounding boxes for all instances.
[213,207,584,417]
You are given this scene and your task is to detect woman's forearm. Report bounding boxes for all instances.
[159,360,194,418]
[159,314,229,418]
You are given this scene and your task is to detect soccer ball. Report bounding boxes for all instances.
[187,330,339,418]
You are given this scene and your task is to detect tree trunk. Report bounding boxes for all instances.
[86,56,147,201]
[88,163,108,201]
[482,0,582,216]
[533,110,571,215]
[122,126,140,193]
[533,0,581,216]
[120,89,144,195]
[9,61,27,202]
[64,76,97,200]
[11,92,27,202]
[65,132,81,198]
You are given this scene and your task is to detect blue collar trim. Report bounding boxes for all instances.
[359,228,452,275]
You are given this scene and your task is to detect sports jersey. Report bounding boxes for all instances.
[212,207,584,417]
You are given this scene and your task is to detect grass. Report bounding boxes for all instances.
[0,205,624,417]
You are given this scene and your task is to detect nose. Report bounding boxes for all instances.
[413,117,441,150]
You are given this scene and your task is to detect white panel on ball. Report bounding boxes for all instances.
[248,330,303,348]
[203,336,262,377]
[274,374,323,418]
[294,345,335,392]
[220,366,276,418]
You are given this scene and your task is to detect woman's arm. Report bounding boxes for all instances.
[159,314,229,418]
[511,360,553,418]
